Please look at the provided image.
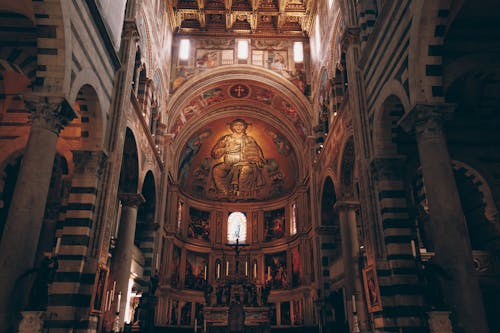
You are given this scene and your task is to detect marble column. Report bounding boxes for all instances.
[335,200,369,332]
[0,97,75,330]
[399,104,488,333]
[112,192,145,329]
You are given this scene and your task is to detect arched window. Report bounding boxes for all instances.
[227,212,247,244]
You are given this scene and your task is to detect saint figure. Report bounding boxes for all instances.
[210,119,265,199]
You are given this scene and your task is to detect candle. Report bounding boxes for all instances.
[352,295,356,313]
[411,240,416,257]
[194,318,197,332]
[226,261,229,275]
[110,281,116,304]
[204,265,207,280]
[253,263,257,279]
[245,261,248,276]
[217,263,220,279]
[267,266,270,278]
[116,291,121,313]
[105,291,109,311]
[204,319,207,333]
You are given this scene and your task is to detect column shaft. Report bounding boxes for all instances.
[400,105,488,333]
[0,98,75,331]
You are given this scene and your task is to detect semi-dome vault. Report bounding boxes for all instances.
[168,66,312,202]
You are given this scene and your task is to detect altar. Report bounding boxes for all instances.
[204,305,270,333]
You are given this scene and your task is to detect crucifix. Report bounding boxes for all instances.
[226,238,249,273]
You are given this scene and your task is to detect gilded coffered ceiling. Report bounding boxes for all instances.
[166,0,314,36]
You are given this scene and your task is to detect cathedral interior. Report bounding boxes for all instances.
[0,0,499,332]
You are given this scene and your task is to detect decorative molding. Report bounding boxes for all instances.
[25,96,77,134]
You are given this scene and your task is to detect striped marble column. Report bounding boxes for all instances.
[0,96,75,332]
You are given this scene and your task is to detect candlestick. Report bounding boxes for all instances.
[116,291,121,313]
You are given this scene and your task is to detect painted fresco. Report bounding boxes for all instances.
[170,83,307,141]
[187,207,210,241]
[265,251,288,289]
[185,251,208,290]
[170,40,308,92]
[264,208,285,241]
[179,116,298,202]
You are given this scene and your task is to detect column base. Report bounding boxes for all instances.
[18,310,45,333]
[427,311,453,333]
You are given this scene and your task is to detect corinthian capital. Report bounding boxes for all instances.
[25,96,77,134]
[118,192,145,208]
[341,27,360,51]
[398,103,455,139]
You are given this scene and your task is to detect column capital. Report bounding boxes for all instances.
[370,156,406,181]
[122,18,140,40]
[334,200,360,212]
[25,96,77,134]
[398,103,456,138]
[72,150,108,177]
[118,192,145,208]
[341,27,361,51]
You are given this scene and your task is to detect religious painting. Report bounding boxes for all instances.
[180,116,298,202]
[291,246,302,287]
[170,246,181,287]
[187,207,210,241]
[90,265,108,313]
[268,50,287,72]
[318,68,330,123]
[363,266,382,312]
[264,208,285,241]
[180,301,192,325]
[280,301,291,325]
[185,251,208,290]
[196,49,219,69]
[265,252,288,289]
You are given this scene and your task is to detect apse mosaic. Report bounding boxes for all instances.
[170,82,307,141]
[178,117,298,202]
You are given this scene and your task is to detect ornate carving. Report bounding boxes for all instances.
[341,27,360,51]
[25,96,77,134]
[18,311,45,333]
[118,192,145,208]
[370,157,406,181]
[398,104,455,139]
[72,150,108,178]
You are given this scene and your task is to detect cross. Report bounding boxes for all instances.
[233,85,245,97]
[226,238,249,273]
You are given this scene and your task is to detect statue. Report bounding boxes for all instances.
[209,119,265,200]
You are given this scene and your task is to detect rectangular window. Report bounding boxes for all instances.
[293,42,304,63]
[237,39,249,60]
[179,39,190,61]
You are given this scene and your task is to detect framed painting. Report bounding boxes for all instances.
[91,265,108,313]
[363,265,382,312]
